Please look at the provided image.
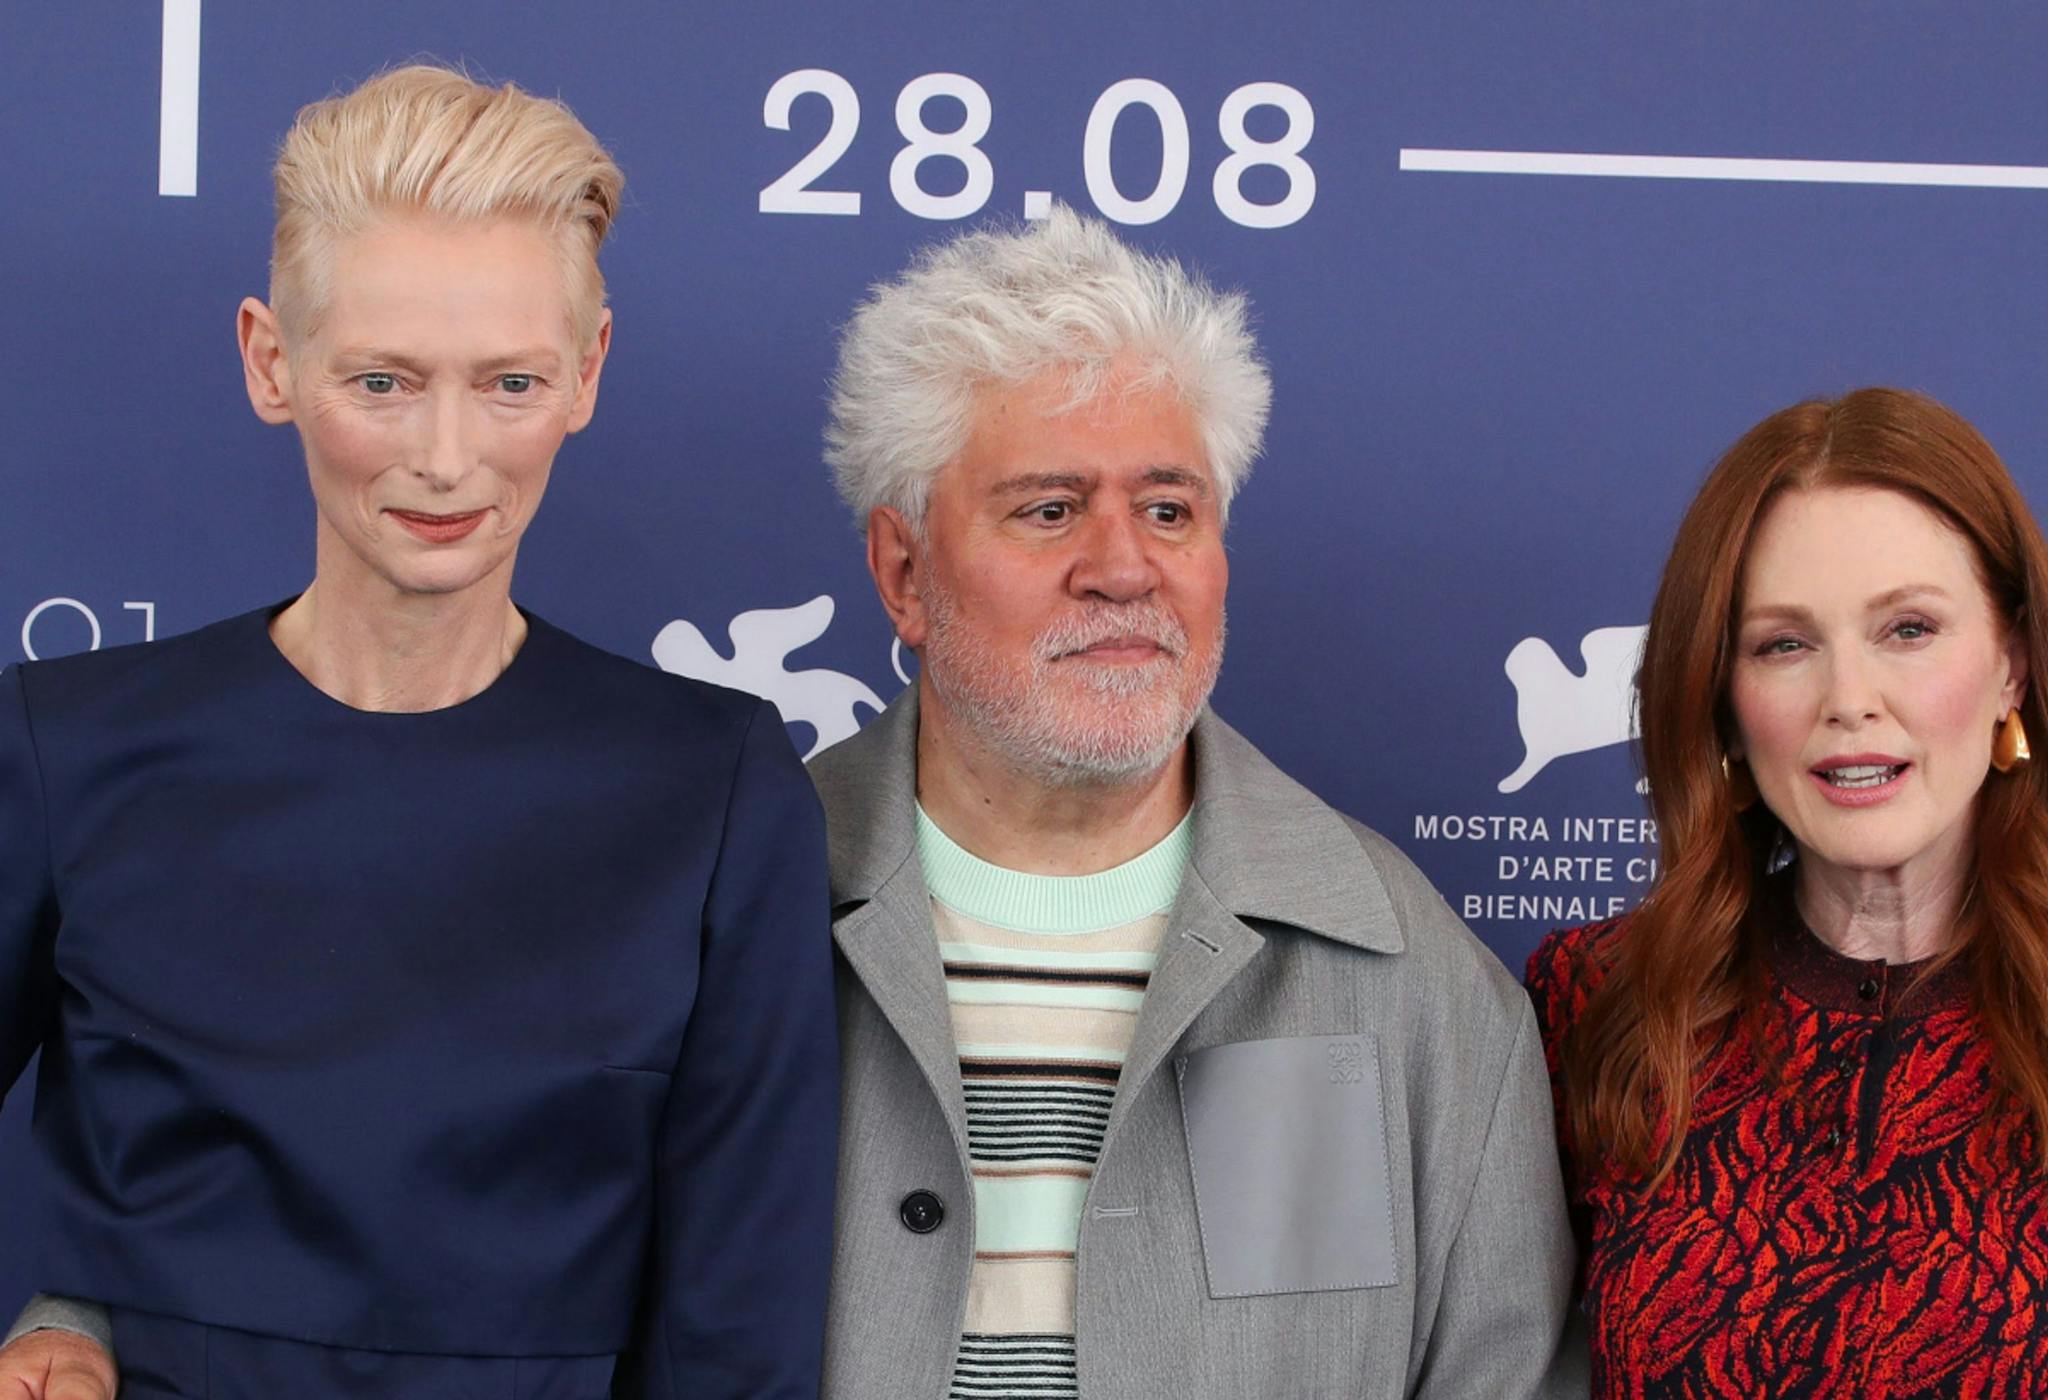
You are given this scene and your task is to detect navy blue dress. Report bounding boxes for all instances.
[0,605,838,1398]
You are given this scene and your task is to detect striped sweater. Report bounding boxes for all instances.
[914,807,1191,1400]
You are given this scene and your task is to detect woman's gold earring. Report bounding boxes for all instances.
[1992,709,2032,773]
[1722,753,1758,811]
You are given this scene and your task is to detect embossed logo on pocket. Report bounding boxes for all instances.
[1326,1039,1365,1083]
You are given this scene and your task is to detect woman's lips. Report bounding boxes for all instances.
[389,508,487,543]
[1807,758,1911,808]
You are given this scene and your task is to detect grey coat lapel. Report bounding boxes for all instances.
[1104,709,1405,1143]
[1105,868,1263,1146]
[833,872,971,1162]
[809,689,970,1161]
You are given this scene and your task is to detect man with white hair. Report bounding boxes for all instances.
[814,207,1582,1398]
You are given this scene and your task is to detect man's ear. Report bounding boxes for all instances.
[867,506,930,650]
[566,308,613,434]
[238,298,296,425]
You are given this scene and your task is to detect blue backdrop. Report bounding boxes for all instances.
[7,2,2048,1315]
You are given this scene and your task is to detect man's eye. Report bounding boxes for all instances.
[358,373,399,395]
[498,374,536,394]
[1147,502,1187,524]
[1026,502,1072,524]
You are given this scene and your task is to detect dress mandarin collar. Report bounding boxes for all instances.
[1762,888,1972,1020]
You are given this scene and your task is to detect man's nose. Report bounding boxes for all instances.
[1068,511,1161,603]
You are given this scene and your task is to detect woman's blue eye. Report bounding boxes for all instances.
[359,373,398,395]
[499,374,536,394]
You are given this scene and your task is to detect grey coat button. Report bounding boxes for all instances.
[899,1190,944,1233]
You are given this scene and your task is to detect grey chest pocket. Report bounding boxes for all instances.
[1175,1033,1398,1297]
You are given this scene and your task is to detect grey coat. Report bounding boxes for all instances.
[812,692,1585,1399]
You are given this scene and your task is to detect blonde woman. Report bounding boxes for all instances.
[0,66,836,1400]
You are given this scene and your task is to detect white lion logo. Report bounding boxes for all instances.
[1498,625,1647,794]
[653,595,886,759]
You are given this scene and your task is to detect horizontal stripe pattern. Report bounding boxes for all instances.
[973,1174,1092,1253]
[948,1333,1080,1399]
[954,1033,1131,1063]
[940,938,1158,1013]
[945,962,1151,988]
[959,1057,1121,1082]
[946,1011,1138,1056]
[917,806,1188,1400]
[965,1079,1115,1163]
[964,1257,1076,1334]
[940,941,1164,973]
[946,979,1148,1012]
[932,900,1176,956]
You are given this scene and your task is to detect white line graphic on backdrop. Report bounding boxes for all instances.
[653,595,886,759]
[1399,149,2048,190]
[1499,625,1646,795]
[20,599,158,660]
[159,0,201,197]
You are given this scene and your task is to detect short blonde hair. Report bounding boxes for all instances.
[269,64,623,348]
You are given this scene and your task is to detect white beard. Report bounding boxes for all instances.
[919,578,1224,786]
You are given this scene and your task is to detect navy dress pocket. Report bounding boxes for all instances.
[1174,1033,1398,1297]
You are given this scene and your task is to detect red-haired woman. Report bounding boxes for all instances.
[1528,387,2048,1398]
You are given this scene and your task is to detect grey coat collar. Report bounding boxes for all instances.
[809,686,1402,956]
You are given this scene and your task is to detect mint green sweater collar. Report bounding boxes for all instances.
[914,805,1192,934]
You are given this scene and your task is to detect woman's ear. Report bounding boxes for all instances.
[238,298,296,425]
[566,308,613,434]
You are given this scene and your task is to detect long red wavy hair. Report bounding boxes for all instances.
[1567,386,2048,1184]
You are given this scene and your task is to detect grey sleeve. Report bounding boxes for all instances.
[1409,1003,1589,1400]
[2,1293,114,1353]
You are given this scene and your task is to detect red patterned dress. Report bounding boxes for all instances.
[1527,913,2048,1398]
